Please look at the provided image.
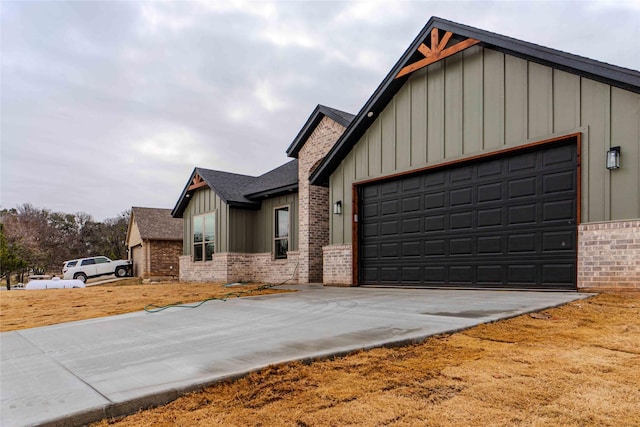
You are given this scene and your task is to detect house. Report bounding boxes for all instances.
[312,17,640,291]
[172,105,354,284]
[126,207,183,280]
[173,17,639,291]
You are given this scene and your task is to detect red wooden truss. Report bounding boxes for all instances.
[187,173,207,191]
[395,28,480,78]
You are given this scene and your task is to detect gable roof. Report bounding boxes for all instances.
[130,207,182,241]
[244,159,299,198]
[172,160,299,217]
[309,16,640,186]
[286,104,355,158]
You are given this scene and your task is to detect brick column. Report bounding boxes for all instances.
[578,220,640,291]
[297,117,346,283]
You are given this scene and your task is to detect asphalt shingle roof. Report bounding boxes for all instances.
[131,207,182,241]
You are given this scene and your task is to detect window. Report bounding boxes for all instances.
[274,207,289,259]
[81,259,95,266]
[95,257,110,264]
[193,213,215,262]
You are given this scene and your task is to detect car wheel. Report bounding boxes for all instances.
[115,266,127,278]
[74,273,87,283]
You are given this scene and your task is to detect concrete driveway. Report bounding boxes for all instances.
[1,285,589,427]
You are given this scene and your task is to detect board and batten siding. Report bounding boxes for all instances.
[182,187,229,255]
[183,188,299,256]
[249,193,299,254]
[329,45,640,245]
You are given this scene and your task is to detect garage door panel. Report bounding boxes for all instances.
[425,192,446,209]
[509,151,537,172]
[381,221,399,236]
[477,159,503,177]
[362,202,379,218]
[478,265,502,283]
[542,230,575,252]
[402,195,422,212]
[478,182,503,203]
[508,204,537,225]
[450,238,473,255]
[509,176,537,198]
[402,267,422,282]
[508,265,537,284]
[543,144,573,166]
[425,240,446,256]
[402,241,422,257]
[478,236,503,254]
[450,212,473,229]
[425,215,446,232]
[359,139,577,290]
[402,217,422,234]
[450,188,473,206]
[450,167,473,183]
[544,171,574,194]
[543,199,575,222]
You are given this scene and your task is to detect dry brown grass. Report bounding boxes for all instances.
[0,280,290,332]
[90,292,640,427]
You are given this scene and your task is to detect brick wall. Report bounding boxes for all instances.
[179,251,300,284]
[298,116,346,283]
[578,220,640,291]
[323,244,353,286]
[148,240,182,279]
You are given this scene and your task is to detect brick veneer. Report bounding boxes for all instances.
[297,116,346,283]
[578,220,640,291]
[180,251,300,284]
[322,244,353,286]
[147,240,181,279]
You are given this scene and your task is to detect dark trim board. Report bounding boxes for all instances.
[351,134,581,290]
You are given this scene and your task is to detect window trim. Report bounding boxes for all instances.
[193,211,216,262]
[273,205,290,260]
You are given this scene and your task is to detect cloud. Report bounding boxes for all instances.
[2,1,638,221]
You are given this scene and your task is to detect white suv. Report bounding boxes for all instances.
[62,256,132,282]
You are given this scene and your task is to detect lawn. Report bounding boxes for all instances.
[2,285,638,426]
[0,279,290,332]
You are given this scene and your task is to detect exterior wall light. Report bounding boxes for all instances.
[606,146,621,170]
[333,200,342,215]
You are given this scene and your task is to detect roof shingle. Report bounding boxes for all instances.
[131,207,183,241]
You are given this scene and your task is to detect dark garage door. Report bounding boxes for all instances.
[359,140,577,290]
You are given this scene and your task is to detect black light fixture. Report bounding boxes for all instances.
[333,200,342,215]
[606,146,621,170]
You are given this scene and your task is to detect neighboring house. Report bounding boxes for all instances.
[311,17,639,291]
[172,105,354,284]
[126,207,183,280]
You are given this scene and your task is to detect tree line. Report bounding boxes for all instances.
[0,204,130,285]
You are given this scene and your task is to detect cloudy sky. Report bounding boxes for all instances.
[2,1,638,221]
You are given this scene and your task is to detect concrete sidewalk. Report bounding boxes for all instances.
[1,285,589,427]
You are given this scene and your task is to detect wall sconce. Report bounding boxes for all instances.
[606,146,621,170]
[333,200,342,215]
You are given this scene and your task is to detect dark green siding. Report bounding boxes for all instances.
[330,46,640,244]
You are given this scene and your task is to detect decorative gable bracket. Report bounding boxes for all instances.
[395,28,480,79]
[188,173,207,191]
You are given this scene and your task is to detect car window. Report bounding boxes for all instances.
[81,259,95,266]
[95,257,110,264]
[66,260,78,267]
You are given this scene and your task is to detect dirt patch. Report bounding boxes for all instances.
[88,292,640,427]
[0,280,291,332]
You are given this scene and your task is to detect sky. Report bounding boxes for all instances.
[2,1,639,221]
